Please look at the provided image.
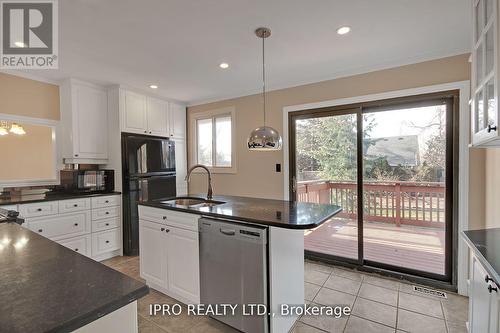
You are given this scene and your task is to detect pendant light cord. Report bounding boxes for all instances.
[262,33,266,126]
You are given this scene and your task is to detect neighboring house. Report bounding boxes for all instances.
[365,135,420,167]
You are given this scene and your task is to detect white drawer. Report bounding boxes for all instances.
[19,201,58,218]
[91,195,120,209]
[58,234,91,257]
[0,204,17,211]
[92,206,120,220]
[58,198,91,214]
[92,228,121,256]
[27,211,91,241]
[138,205,199,231]
[92,217,120,232]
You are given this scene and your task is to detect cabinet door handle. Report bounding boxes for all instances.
[486,275,494,283]
[38,229,43,233]
[74,154,79,157]
[105,211,110,215]
[37,208,42,212]
[165,229,170,233]
[488,124,497,133]
[160,228,165,231]
[144,130,147,133]
[488,285,498,293]
[105,240,110,244]
[74,248,79,252]
[105,200,109,203]
[74,223,79,226]
[73,204,78,207]
[105,223,110,226]
[162,216,167,220]
[149,131,152,134]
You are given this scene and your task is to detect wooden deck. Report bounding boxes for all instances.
[304,217,445,275]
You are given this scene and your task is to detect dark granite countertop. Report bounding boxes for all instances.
[0,191,121,206]
[0,223,148,333]
[462,228,500,284]
[139,194,342,229]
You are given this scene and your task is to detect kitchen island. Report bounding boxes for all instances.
[138,195,341,333]
[0,222,148,333]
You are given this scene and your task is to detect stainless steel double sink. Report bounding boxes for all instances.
[159,197,225,208]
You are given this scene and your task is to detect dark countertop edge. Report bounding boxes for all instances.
[138,201,343,230]
[0,191,122,205]
[48,284,149,333]
[461,230,500,285]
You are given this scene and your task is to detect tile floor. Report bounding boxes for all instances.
[102,256,469,333]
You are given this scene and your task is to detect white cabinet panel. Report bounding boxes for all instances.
[122,90,148,134]
[58,198,91,214]
[59,234,91,257]
[18,201,58,218]
[139,220,167,287]
[92,217,121,233]
[174,139,187,195]
[91,194,120,209]
[169,103,186,139]
[73,84,108,159]
[166,227,200,303]
[27,210,91,241]
[92,206,120,220]
[147,97,169,136]
[92,228,121,256]
[470,256,493,333]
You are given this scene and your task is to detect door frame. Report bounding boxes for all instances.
[282,81,470,295]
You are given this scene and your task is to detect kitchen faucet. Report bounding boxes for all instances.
[185,164,213,200]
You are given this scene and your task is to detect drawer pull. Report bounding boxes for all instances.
[105,223,110,226]
[37,208,42,212]
[105,240,110,244]
[488,124,497,133]
[488,285,498,293]
[74,223,79,227]
[162,216,167,220]
[38,229,43,233]
[486,275,494,283]
[74,248,79,252]
[73,204,78,207]
[161,228,165,231]
[105,200,109,203]
[105,211,110,215]
[165,229,170,233]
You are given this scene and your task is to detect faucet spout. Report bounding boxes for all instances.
[185,164,213,200]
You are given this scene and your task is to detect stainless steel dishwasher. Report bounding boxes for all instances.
[199,217,268,333]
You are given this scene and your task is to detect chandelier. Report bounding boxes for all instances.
[0,121,26,136]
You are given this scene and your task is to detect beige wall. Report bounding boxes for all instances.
[0,73,60,120]
[0,124,54,181]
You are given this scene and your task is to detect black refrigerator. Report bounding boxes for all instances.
[122,133,177,255]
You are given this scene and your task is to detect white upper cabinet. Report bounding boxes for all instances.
[118,88,186,139]
[147,97,169,136]
[169,103,186,139]
[471,0,500,146]
[121,90,148,135]
[60,79,109,163]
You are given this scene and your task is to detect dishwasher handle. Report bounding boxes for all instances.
[220,228,236,236]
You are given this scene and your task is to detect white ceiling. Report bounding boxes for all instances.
[12,0,471,105]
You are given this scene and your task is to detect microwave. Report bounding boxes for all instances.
[60,169,114,193]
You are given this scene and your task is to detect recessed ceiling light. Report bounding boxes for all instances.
[14,41,25,47]
[336,26,351,35]
[149,84,158,89]
[219,63,229,69]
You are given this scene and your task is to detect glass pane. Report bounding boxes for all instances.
[295,114,358,260]
[363,103,448,276]
[486,0,494,23]
[197,118,213,165]
[476,89,485,132]
[215,116,232,167]
[486,26,494,76]
[476,41,484,85]
[476,0,485,40]
[486,79,496,127]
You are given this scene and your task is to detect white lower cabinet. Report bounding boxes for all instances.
[139,205,200,304]
[19,194,122,261]
[469,253,500,333]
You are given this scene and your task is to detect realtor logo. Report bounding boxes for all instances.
[1,0,58,68]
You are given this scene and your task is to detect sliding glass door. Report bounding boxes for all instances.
[290,92,456,281]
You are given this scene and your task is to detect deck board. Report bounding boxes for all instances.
[304,217,445,275]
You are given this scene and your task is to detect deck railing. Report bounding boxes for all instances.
[297,180,445,228]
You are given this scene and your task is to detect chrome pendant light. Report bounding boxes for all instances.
[247,27,282,151]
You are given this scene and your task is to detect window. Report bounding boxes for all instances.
[192,107,235,172]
